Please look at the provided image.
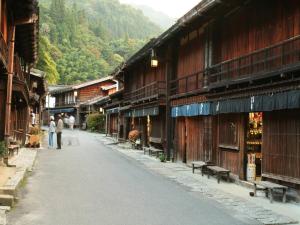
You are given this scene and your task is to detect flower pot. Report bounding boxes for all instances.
[29,134,40,147]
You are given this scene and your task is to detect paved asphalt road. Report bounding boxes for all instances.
[8,129,259,225]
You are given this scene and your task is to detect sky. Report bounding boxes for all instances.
[119,0,201,18]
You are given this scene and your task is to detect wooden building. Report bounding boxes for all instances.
[0,0,39,145]
[29,69,47,127]
[114,41,168,151]
[49,77,117,128]
[205,0,300,187]
[111,0,300,191]
[95,90,124,138]
[167,0,300,190]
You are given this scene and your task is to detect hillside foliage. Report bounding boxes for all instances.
[37,0,161,84]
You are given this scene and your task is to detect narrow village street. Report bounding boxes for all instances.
[1,1,300,225]
[7,129,258,225]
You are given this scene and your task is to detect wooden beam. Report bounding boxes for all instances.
[4,25,15,145]
[238,113,247,180]
[15,14,38,25]
[165,42,178,161]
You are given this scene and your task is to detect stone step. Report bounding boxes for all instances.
[0,187,15,197]
[0,206,11,212]
[0,195,14,207]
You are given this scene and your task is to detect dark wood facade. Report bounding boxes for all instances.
[119,51,167,150]
[174,115,215,164]
[50,77,116,128]
[213,0,300,64]
[168,0,300,189]
[30,70,47,127]
[173,30,206,96]
[262,110,300,185]
[111,0,300,191]
[207,0,300,185]
[52,79,116,108]
[0,0,39,144]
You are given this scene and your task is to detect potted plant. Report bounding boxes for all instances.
[0,141,8,166]
[28,127,41,148]
[159,152,166,163]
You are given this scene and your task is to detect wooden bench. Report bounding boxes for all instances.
[149,137,162,144]
[149,147,164,158]
[192,161,214,176]
[207,166,230,183]
[111,133,118,140]
[253,181,288,203]
[143,146,150,155]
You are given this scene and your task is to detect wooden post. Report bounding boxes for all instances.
[76,107,80,128]
[239,113,247,180]
[165,45,172,161]
[39,97,43,127]
[25,65,31,140]
[105,113,108,136]
[165,42,178,161]
[117,105,121,140]
[4,25,15,146]
[24,106,30,145]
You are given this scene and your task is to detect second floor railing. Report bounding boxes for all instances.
[0,32,8,68]
[55,100,79,107]
[170,70,205,97]
[170,35,300,97]
[207,35,300,86]
[124,81,166,103]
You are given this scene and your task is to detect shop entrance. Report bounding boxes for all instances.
[246,112,263,181]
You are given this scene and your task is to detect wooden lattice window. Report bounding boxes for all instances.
[219,115,238,148]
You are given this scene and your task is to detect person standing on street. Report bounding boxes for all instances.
[48,116,56,148]
[31,110,36,127]
[68,115,75,130]
[56,114,63,149]
[63,114,69,128]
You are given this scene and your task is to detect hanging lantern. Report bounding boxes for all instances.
[151,49,158,68]
[32,81,38,88]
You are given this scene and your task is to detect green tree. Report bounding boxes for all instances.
[37,0,161,85]
[37,36,60,84]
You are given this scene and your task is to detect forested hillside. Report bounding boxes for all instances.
[133,4,174,30]
[37,0,162,84]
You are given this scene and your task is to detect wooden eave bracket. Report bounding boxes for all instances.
[15,14,38,26]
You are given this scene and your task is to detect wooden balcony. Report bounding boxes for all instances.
[207,35,300,89]
[170,70,205,99]
[124,81,166,105]
[14,55,26,83]
[170,36,300,98]
[0,32,8,69]
[55,100,79,108]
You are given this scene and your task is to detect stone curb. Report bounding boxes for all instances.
[100,137,298,225]
[0,148,38,225]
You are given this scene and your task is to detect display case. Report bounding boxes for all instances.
[246,112,263,179]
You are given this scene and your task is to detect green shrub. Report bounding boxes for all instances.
[87,113,106,133]
[0,141,7,157]
[159,152,166,163]
[29,127,40,135]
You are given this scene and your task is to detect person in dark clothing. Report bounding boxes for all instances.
[56,115,63,149]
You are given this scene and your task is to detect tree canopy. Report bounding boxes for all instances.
[37,0,161,84]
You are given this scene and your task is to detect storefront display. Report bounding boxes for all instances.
[246,112,263,181]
